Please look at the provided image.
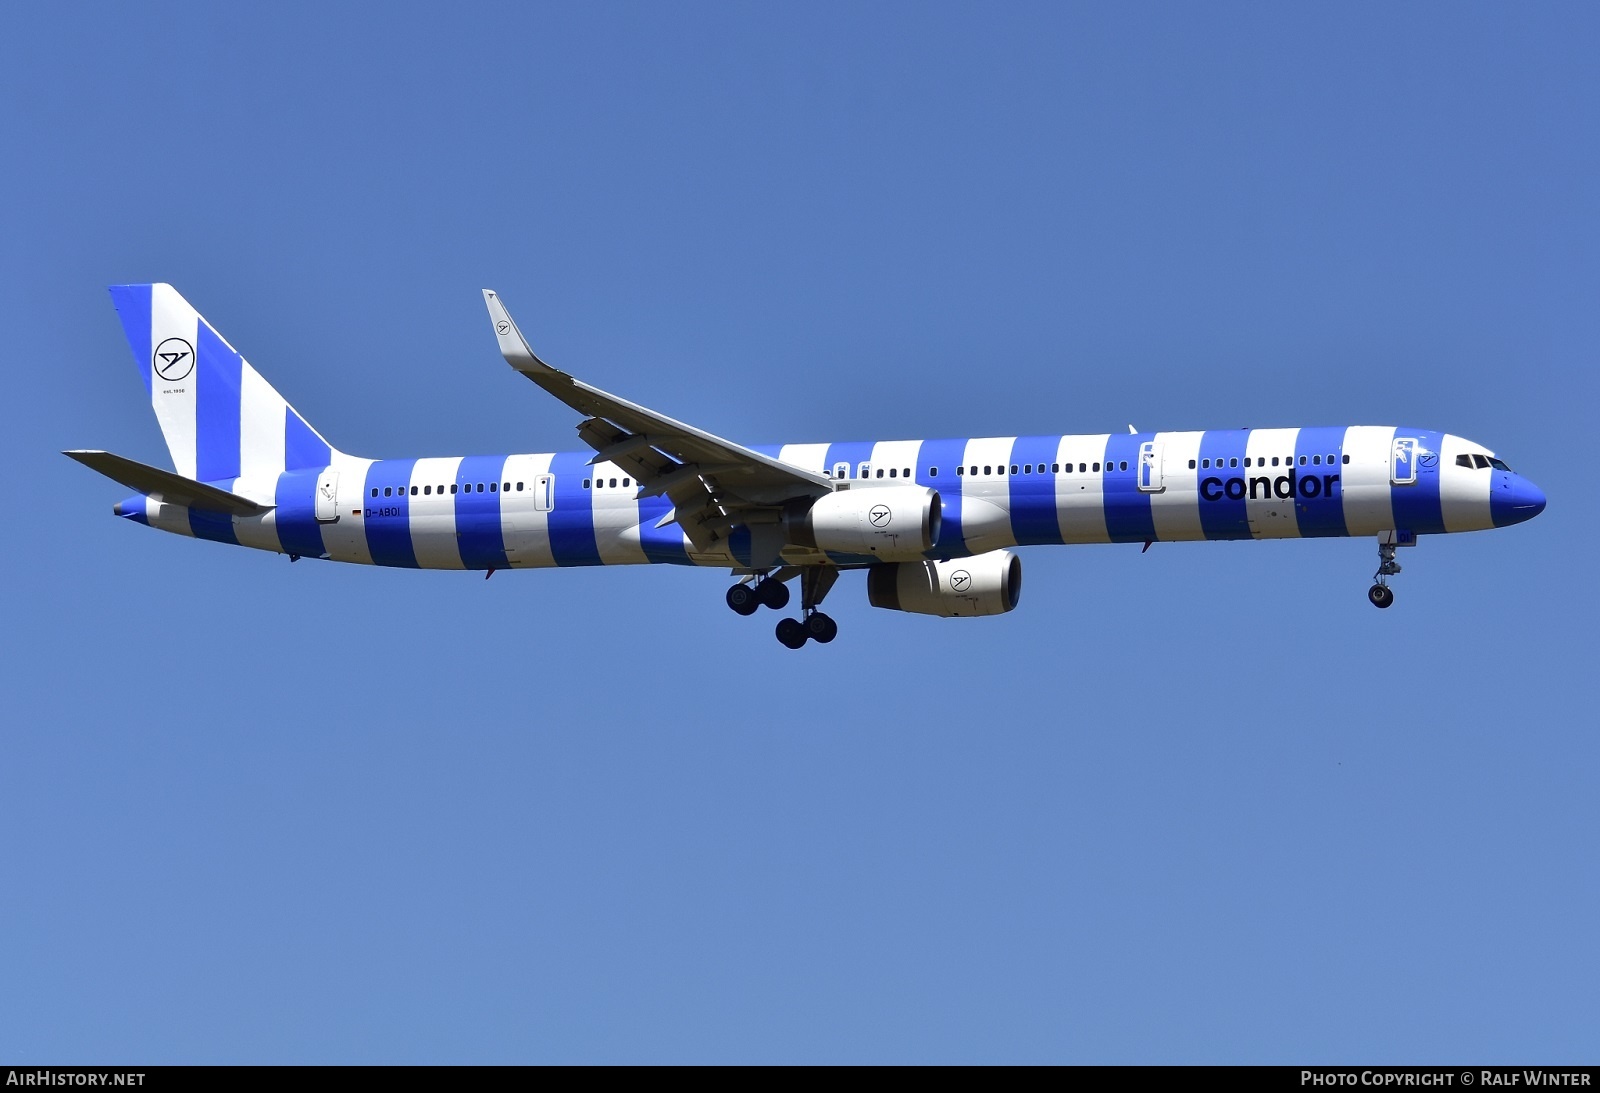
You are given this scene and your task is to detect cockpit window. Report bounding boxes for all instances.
[1473,454,1491,469]
[1488,457,1512,472]
[1456,454,1474,468]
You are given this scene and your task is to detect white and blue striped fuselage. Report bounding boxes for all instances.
[77,284,1547,639]
[114,425,1546,570]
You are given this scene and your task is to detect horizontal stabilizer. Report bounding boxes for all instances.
[62,450,272,516]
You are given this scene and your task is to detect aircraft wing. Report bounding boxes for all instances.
[482,290,833,551]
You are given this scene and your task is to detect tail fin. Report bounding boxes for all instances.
[108,284,340,484]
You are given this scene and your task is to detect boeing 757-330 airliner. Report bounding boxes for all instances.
[67,285,1547,648]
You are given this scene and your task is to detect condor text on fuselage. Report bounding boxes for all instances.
[1200,460,1343,503]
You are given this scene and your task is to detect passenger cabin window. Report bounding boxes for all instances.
[370,488,379,497]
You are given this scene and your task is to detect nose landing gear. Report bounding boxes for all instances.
[1367,535,1405,609]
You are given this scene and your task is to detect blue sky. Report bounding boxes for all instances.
[2,2,1596,1063]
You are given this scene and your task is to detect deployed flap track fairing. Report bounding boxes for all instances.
[69,284,1548,649]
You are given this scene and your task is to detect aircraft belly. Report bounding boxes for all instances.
[410,514,465,569]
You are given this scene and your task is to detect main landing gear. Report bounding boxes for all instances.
[725,566,839,648]
[1368,537,1402,609]
[725,576,789,615]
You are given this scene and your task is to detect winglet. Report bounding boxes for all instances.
[1127,424,1138,435]
[482,289,565,378]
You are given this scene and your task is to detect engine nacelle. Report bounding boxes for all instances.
[788,486,942,561]
[866,549,1022,618]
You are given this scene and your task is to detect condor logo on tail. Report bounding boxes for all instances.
[1200,467,1341,502]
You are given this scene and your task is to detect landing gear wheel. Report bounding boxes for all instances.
[804,612,838,643]
[758,579,791,610]
[1368,584,1395,609]
[726,583,760,616]
[776,617,808,649]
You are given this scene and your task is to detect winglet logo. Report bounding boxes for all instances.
[495,320,511,336]
[869,504,892,528]
[153,337,194,382]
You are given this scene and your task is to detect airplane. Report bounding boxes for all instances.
[67,284,1547,648]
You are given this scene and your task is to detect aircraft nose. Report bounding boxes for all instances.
[1519,478,1547,519]
[1492,473,1547,526]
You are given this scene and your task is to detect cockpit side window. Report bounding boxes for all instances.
[1488,457,1512,471]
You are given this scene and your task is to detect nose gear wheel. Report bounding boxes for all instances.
[1368,539,1402,608]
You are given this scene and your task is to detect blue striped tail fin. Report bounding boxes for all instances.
[108,284,341,485]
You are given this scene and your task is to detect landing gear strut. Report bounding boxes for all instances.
[1368,538,1402,609]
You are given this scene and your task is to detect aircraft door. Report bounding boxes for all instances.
[1137,441,1164,493]
[1391,438,1418,485]
[314,469,340,523]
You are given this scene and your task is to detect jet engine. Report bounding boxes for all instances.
[866,549,1022,618]
[787,486,941,561]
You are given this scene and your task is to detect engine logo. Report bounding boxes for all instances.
[152,337,194,382]
[868,504,892,528]
[950,570,972,592]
